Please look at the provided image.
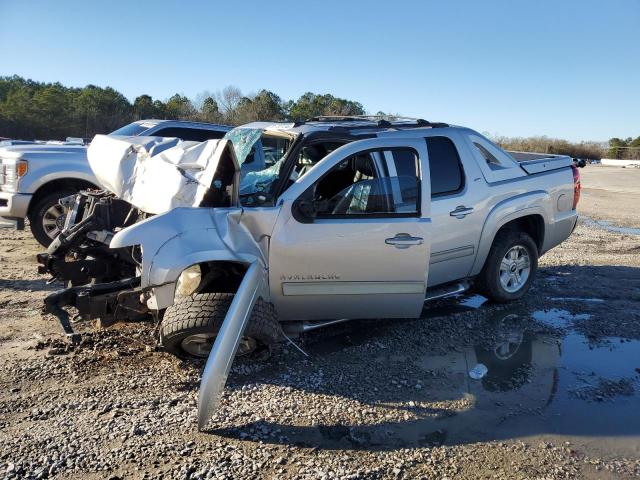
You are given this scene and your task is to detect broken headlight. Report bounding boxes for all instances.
[175,264,201,298]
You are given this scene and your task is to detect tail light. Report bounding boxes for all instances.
[571,164,581,209]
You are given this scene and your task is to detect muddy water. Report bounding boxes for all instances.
[297,299,640,454]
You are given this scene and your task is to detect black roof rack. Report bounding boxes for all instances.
[306,115,448,129]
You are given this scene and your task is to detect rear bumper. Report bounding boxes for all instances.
[0,191,32,219]
[542,211,579,254]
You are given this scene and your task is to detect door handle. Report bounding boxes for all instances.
[385,233,424,249]
[450,206,474,218]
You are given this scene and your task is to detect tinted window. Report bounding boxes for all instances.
[109,122,152,136]
[302,148,419,218]
[391,149,419,178]
[152,127,227,142]
[473,142,499,165]
[426,136,463,196]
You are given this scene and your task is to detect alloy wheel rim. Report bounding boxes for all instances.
[42,204,67,239]
[499,245,530,293]
[181,333,257,358]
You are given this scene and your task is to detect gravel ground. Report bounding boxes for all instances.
[1,172,640,479]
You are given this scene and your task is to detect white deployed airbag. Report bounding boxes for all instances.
[88,135,233,214]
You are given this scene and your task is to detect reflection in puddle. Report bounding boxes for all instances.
[299,307,640,449]
[410,310,640,445]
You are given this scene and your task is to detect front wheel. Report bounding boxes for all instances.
[28,190,74,247]
[160,293,281,358]
[476,230,538,303]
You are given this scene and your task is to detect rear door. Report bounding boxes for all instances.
[425,133,485,287]
[269,138,431,321]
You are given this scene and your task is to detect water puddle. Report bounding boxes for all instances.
[458,294,488,309]
[582,216,640,235]
[225,297,640,451]
[549,297,605,303]
[288,307,640,450]
[531,308,591,328]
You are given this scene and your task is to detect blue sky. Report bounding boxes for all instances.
[1,0,638,141]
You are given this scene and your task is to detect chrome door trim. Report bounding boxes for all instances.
[449,205,474,218]
[385,233,424,248]
[430,245,475,265]
[282,281,425,296]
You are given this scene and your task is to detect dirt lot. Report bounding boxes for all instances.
[1,166,640,479]
[579,164,640,229]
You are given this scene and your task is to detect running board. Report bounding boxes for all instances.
[424,281,470,302]
[282,318,351,334]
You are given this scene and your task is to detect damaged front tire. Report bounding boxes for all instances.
[160,293,280,359]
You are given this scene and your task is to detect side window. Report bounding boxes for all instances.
[291,141,346,182]
[151,127,226,142]
[425,136,464,197]
[473,142,501,167]
[468,134,517,172]
[297,148,420,219]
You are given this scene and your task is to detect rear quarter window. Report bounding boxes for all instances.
[425,136,464,196]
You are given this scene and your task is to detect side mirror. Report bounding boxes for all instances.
[292,198,317,224]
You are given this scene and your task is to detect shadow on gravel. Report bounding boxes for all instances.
[0,278,55,291]
[208,265,640,451]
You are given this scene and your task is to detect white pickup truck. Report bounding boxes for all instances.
[40,116,581,427]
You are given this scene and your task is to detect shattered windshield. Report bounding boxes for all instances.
[223,127,293,204]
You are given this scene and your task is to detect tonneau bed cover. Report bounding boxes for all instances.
[508,151,573,175]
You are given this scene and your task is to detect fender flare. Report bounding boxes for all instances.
[470,191,551,276]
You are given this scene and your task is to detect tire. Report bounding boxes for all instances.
[28,190,74,247]
[160,293,281,359]
[476,230,538,303]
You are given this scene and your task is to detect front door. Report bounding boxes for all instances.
[269,138,431,321]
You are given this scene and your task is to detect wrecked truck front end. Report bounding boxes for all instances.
[39,131,283,428]
[40,133,255,330]
[38,126,295,292]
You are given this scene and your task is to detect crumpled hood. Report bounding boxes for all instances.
[87,135,239,214]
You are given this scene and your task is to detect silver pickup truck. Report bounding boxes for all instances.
[0,120,230,246]
[39,116,581,427]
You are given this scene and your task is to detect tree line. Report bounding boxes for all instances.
[492,135,608,160]
[0,75,365,141]
[493,135,640,160]
[1,75,637,160]
[605,136,640,160]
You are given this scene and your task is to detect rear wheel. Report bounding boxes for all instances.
[476,230,538,303]
[160,293,280,359]
[28,190,74,247]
